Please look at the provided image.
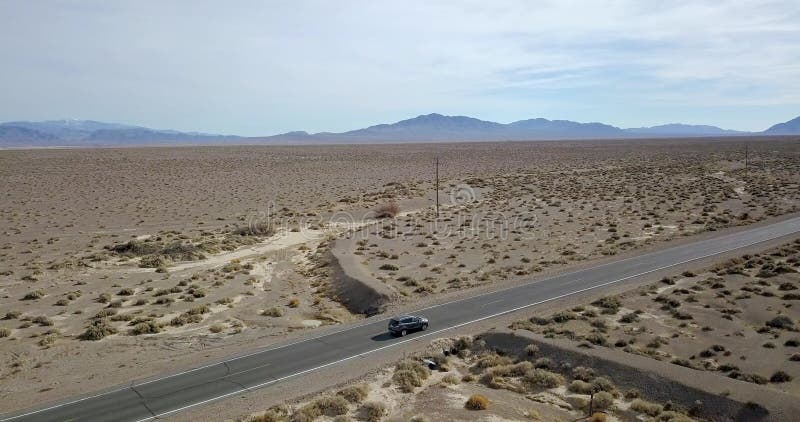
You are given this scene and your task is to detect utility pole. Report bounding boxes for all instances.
[435,156,440,218]
[745,142,749,181]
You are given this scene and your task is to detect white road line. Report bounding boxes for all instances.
[2,219,799,422]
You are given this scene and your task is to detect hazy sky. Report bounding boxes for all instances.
[1,1,799,135]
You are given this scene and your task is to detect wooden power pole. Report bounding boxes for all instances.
[435,156,440,218]
[745,143,749,180]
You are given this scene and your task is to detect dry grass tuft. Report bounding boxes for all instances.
[361,401,386,422]
[79,319,117,340]
[465,394,489,410]
[630,398,663,416]
[337,384,369,403]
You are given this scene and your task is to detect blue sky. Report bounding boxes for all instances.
[1,0,798,135]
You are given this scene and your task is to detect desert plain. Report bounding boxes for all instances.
[1,137,800,421]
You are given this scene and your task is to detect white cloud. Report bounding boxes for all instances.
[0,0,798,133]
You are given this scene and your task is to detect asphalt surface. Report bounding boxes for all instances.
[3,216,800,422]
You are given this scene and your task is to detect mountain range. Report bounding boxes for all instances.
[0,120,238,147]
[1,114,798,147]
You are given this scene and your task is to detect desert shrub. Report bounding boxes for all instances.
[392,359,430,392]
[465,394,489,410]
[393,369,423,392]
[210,324,225,333]
[454,336,473,351]
[32,315,53,326]
[631,399,663,416]
[313,396,349,417]
[38,334,57,346]
[586,333,609,346]
[524,344,539,356]
[263,307,284,317]
[361,401,386,422]
[54,298,70,306]
[118,288,134,296]
[170,311,203,326]
[785,338,800,347]
[22,290,45,300]
[288,298,300,308]
[729,372,768,384]
[92,309,117,319]
[442,374,460,385]
[337,384,368,403]
[291,402,321,422]
[592,391,615,410]
[770,370,792,383]
[591,296,621,314]
[130,320,161,335]
[378,264,399,271]
[79,319,117,340]
[591,376,616,393]
[766,315,795,330]
[110,239,161,256]
[233,221,274,236]
[474,353,513,369]
[533,357,554,369]
[552,311,578,323]
[572,366,595,381]
[588,413,607,422]
[160,242,205,261]
[244,411,285,422]
[0,328,10,338]
[110,313,134,322]
[374,202,400,219]
[3,311,22,320]
[409,416,429,422]
[523,368,564,388]
[487,361,533,379]
[671,358,693,369]
[619,312,639,323]
[568,380,594,394]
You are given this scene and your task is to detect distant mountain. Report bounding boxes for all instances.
[0,120,238,147]
[764,115,800,134]
[262,113,759,144]
[3,120,139,141]
[0,125,59,147]
[331,113,504,141]
[263,113,630,143]
[507,118,623,137]
[2,114,797,147]
[625,123,744,136]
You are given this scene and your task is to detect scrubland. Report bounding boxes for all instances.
[1,137,799,411]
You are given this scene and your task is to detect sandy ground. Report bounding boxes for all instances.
[510,238,800,397]
[1,137,799,414]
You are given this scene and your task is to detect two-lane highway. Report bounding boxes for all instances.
[3,216,800,422]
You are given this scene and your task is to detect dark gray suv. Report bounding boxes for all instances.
[388,315,428,336]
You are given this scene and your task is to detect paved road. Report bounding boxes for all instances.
[4,217,800,422]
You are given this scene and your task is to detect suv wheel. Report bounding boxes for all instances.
[400,329,407,337]
[421,323,428,331]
